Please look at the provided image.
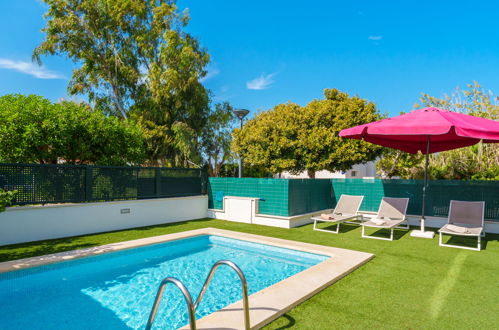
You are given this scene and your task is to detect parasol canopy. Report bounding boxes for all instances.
[339,107,499,238]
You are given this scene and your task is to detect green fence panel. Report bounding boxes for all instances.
[207,177,499,221]
[424,180,499,220]
[331,179,422,213]
[0,163,86,205]
[0,163,206,205]
[91,166,138,201]
[288,179,334,216]
[157,168,205,198]
[137,168,156,198]
[208,178,289,216]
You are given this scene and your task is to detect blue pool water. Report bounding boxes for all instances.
[0,235,328,329]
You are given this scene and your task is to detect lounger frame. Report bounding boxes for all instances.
[361,197,410,241]
[438,200,485,251]
[312,195,364,234]
[361,220,410,241]
[313,214,363,234]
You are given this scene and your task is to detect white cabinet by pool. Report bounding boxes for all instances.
[208,196,320,229]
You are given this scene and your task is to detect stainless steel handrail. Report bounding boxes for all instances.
[145,259,250,330]
[145,277,196,330]
[194,260,250,330]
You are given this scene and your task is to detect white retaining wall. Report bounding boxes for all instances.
[0,195,208,246]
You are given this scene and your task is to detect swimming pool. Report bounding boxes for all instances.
[0,234,328,329]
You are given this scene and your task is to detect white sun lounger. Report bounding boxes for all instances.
[438,200,485,251]
[312,194,364,234]
[361,197,410,241]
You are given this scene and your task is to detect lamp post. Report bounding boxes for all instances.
[233,108,250,178]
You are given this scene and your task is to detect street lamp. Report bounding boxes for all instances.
[233,108,250,178]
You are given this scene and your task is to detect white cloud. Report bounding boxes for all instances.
[199,67,220,83]
[368,36,383,41]
[213,85,232,102]
[0,58,65,79]
[246,73,276,90]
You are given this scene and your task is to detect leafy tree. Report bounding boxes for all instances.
[377,150,425,178]
[199,102,236,177]
[0,94,145,165]
[378,82,499,180]
[415,81,499,118]
[232,89,383,178]
[34,0,210,165]
[0,189,17,212]
[218,163,271,178]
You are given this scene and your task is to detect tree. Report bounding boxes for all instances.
[377,150,425,178]
[232,89,383,178]
[199,102,236,177]
[34,0,210,165]
[378,82,499,180]
[0,94,145,165]
[218,163,270,178]
[0,189,17,212]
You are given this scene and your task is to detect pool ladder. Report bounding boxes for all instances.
[145,260,250,330]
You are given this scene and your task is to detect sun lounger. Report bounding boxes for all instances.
[361,197,410,241]
[312,194,364,234]
[438,200,485,251]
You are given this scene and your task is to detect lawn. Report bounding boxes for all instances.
[1,218,498,329]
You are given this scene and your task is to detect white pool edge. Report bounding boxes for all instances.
[0,228,374,329]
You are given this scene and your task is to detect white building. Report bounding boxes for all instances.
[278,160,377,179]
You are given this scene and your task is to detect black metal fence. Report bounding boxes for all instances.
[0,163,207,206]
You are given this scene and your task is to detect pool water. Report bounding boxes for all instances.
[0,235,328,329]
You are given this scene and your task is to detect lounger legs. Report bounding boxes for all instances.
[313,219,340,234]
[439,231,483,251]
[361,225,395,241]
[361,220,409,241]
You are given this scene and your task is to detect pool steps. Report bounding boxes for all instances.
[145,259,250,330]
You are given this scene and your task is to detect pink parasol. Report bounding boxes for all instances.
[339,107,499,238]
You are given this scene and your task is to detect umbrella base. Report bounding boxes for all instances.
[410,230,435,239]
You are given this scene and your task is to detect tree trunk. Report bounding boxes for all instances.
[307,169,316,179]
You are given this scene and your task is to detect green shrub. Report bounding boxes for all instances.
[0,189,17,212]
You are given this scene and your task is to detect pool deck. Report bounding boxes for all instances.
[0,228,374,329]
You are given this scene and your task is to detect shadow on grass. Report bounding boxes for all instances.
[363,227,410,240]
[442,234,483,250]
[0,240,97,262]
[316,222,359,234]
[439,232,499,250]
[274,314,296,329]
[0,218,214,262]
[482,232,499,249]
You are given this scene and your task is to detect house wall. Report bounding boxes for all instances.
[0,196,208,246]
[278,160,377,179]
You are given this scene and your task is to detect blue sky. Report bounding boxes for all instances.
[1,1,499,117]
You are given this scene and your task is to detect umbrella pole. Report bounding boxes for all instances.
[421,137,430,231]
[410,136,435,238]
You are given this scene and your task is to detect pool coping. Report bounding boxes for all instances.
[0,228,374,329]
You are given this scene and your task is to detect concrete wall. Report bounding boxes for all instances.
[0,195,208,246]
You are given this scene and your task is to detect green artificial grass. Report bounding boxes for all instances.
[1,219,498,329]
